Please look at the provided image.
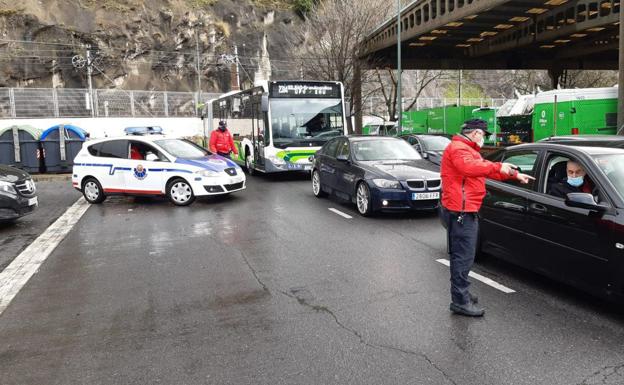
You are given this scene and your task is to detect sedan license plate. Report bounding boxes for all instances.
[28,197,38,206]
[412,192,439,200]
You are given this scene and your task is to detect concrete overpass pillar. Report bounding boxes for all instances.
[618,7,624,134]
[548,68,562,89]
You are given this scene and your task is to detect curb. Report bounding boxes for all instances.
[31,174,72,182]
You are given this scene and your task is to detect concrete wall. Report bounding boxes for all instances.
[0,117,209,139]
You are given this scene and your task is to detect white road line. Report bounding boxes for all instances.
[436,259,516,294]
[328,208,353,219]
[0,197,90,316]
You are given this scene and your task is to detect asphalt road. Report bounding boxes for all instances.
[1,173,624,384]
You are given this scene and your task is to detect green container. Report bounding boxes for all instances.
[401,110,428,135]
[427,106,477,135]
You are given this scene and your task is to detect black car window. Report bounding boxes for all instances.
[99,140,129,159]
[323,139,339,157]
[403,136,418,145]
[501,151,539,190]
[336,139,350,159]
[543,153,604,203]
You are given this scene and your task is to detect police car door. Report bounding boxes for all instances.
[95,139,129,192]
[124,141,165,194]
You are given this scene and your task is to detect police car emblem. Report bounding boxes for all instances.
[133,164,148,180]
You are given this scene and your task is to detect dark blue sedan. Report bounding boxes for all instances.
[311,136,441,216]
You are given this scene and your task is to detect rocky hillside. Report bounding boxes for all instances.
[0,0,304,92]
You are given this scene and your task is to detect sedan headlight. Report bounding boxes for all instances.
[0,180,17,196]
[372,179,402,189]
[195,170,221,177]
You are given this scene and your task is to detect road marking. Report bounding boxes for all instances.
[436,259,516,294]
[328,208,353,219]
[0,197,90,316]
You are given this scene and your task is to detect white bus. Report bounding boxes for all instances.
[209,80,347,174]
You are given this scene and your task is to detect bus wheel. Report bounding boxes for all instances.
[245,153,255,176]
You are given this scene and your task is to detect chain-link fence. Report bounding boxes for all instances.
[0,87,220,119]
[363,97,509,118]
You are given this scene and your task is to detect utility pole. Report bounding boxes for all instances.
[233,45,240,90]
[86,45,94,117]
[458,69,462,106]
[396,0,402,134]
[195,28,202,116]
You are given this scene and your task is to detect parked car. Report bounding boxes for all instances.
[72,136,246,206]
[480,142,624,302]
[399,134,451,166]
[311,136,440,216]
[0,164,38,222]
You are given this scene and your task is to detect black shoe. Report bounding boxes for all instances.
[450,302,485,317]
[470,293,479,304]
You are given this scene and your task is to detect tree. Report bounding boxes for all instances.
[291,0,392,133]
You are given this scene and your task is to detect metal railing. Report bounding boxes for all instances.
[0,87,221,119]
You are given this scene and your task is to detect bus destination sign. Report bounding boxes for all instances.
[270,82,341,98]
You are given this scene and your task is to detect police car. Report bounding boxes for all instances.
[72,136,246,206]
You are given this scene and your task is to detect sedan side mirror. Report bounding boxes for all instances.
[565,193,608,213]
[336,154,349,162]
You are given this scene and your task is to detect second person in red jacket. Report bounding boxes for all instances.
[209,120,239,159]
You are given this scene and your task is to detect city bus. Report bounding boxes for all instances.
[209,80,347,174]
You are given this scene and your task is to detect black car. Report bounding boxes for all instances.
[539,134,624,148]
[311,136,440,216]
[0,164,38,222]
[399,134,451,166]
[480,143,624,301]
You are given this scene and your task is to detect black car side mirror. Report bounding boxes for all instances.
[336,154,349,162]
[565,193,608,213]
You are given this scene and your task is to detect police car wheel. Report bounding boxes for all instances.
[312,169,327,198]
[167,178,195,206]
[82,178,106,204]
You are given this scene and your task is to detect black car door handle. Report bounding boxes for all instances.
[530,203,547,214]
[494,202,526,212]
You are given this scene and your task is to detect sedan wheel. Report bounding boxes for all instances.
[356,182,373,216]
[312,170,328,198]
[167,179,195,206]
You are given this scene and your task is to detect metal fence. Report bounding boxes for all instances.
[363,97,509,118]
[0,87,221,118]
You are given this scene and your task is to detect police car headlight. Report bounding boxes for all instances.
[267,154,285,165]
[196,170,221,177]
[372,179,402,189]
[0,181,17,196]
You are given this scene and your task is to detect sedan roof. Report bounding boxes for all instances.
[508,142,624,156]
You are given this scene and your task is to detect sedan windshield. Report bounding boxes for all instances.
[353,139,422,161]
[419,136,450,152]
[593,154,624,200]
[154,139,209,159]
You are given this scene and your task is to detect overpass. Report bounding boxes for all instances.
[356,0,623,130]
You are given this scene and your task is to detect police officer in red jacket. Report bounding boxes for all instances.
[209,120,239,159]
[440,119,534,317]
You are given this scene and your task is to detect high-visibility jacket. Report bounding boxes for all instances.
[440,135,514,213]
[209,129,238,155]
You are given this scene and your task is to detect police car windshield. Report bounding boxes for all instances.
[155,139,209,159]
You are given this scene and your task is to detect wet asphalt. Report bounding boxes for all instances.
[1,174,624,384]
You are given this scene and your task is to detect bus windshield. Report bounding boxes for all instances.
[270,98,344,145]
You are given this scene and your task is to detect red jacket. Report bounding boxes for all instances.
[209,129,238,155]
[440,135,514,212]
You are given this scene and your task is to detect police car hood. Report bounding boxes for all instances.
[175,155,239,172]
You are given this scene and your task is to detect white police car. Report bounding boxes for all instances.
[72,136,245,206]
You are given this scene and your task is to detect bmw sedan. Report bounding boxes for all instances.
[311,136,440,216]
[480,142,624,302]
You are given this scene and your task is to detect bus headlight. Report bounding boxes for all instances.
[267,154,286,165]
[196,170,220,177]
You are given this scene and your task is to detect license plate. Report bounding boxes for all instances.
[287,163,302,170]
[28,197,38,206]
[412,192,439,200]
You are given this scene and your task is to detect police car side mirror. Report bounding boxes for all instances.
[146,153,159,162]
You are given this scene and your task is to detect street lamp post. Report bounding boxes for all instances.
[397,0,402,134]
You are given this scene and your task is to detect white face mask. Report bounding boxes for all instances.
[477,137,485,148]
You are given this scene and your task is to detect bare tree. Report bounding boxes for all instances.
[291,0,392,133]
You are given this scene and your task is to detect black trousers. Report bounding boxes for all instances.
[439,207,479,305]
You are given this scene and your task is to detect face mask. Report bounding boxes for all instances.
[218,126,226,132]
[567,176,584,187]
[477,138,485,148]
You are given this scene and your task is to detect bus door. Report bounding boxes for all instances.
[253,101,265,167]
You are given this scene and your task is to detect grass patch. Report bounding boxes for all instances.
[185,0,218,8]
[213,20,230,37]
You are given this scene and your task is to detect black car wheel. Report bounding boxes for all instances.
[356,181,373,216]
[167,178,196,206]
[82,177,106,204]
[312,169,328,198]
